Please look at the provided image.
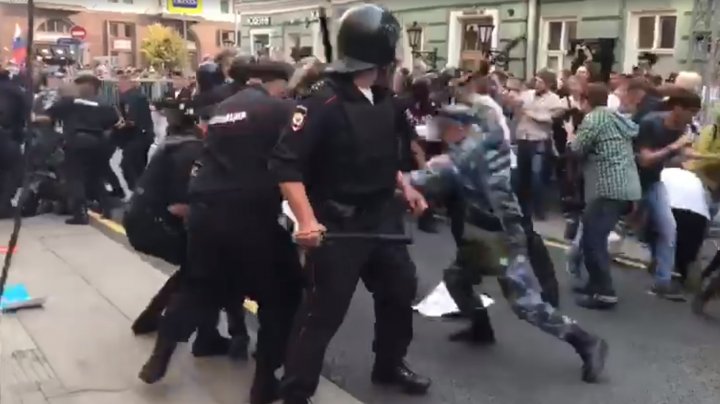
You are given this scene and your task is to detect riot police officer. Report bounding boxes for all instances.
[124,95,244,355]
[269,5,431,403]
[40,72,119,224]
[139,60,302,404]
[0,67,27,218]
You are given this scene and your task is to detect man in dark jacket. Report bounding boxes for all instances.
[115,71,154,190]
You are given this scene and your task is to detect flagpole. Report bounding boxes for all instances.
[0,0,36,300]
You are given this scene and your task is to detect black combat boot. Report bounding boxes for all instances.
[371,361,431,395]
[191,329,230,357]
[565,327,608,383]
[65,205,89,225]
[138,337,177,384]
[448,308,496,345]
[250,358,280,404]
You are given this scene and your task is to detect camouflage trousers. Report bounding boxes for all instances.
[444,232,579,341]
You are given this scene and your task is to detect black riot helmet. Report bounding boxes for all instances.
[327,4,401,74]
[196,62,225,94]
[155,96,198,133]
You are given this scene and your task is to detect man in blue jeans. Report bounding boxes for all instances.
[567,83,641,309]
[635,90,702,301]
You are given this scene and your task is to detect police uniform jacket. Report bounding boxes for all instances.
[129,131,202,220]
[45,96,118,141]
[270,77,407,208]
[189,85,294,206]
[117,87,153,144]
[0,79,28,142]
[193,81,245,121]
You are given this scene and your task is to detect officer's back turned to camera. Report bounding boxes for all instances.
[39,72,120,224]
[138,60,303,404]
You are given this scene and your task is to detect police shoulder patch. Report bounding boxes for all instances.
[291,105,308,132]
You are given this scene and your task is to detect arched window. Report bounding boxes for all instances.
[37,19,73,34]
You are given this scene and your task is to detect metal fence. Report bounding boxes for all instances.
[98,79,172,105]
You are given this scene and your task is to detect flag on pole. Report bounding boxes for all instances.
[11,23,27,65]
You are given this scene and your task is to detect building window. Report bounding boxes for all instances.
[251,33,270,57]
[123,0,133,4]
[110,22,133,38]
[221,0,231,14]
[217,30,236,47]
[108,0,118,3]
[541,19,577,71]
[109,22,132,38]
[637,14,676,51]
[37,19,73,33]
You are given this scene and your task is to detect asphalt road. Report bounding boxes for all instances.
[97,201,720,404]
[322,223,720,404]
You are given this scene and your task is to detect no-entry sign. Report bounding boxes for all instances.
[70,26,87,41]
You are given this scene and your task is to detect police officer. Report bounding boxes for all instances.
[269,5,431,402]
[124,95,243,356]
[115,70,153,190]
[40,72,120,224]
[193,55,254,123]
[410,104,607,382]
[0,66,27,218]
[139,60,301,404]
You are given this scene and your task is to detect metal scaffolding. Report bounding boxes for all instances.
[689,0,720,121]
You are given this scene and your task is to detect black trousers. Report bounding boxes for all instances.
[0,135,21,212]
[120,137,151,191]
[159,195,301,371]
[673,209,708,282]
[282,208,418,399]
[64,134,111,214]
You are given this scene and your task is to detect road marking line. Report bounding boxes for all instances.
[87,212,258,314]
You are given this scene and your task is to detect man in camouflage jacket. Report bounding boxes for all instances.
[409,104,608,383]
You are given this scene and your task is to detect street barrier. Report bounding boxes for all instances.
[99,79,172,105]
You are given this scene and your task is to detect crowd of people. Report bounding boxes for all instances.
[2,2,720,403]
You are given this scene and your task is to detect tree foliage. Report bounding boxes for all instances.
[140,24,188,71]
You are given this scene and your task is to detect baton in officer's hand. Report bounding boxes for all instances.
[323,232,413,244]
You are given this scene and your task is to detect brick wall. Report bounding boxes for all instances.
[0,4,235,67]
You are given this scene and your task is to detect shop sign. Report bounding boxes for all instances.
[246,16,271,26]
[168,0,203,15]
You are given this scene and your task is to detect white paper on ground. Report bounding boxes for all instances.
[413,282,494,318]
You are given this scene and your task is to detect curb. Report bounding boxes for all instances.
[87,211,260,315]
[541,235,649,270]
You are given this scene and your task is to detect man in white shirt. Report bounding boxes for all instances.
[515,69,565,219]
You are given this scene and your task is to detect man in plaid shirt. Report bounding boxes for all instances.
[568,83,641,309]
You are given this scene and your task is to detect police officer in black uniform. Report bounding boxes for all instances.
[115,71,153,190]
[0,67,27,218]
[139,60,302,404]
[270,5,431,403]
[40,72,119,224]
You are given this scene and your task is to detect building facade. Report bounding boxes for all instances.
[537,0,694,78]
[0,0,238,68]
[0,0,699,76]
[236,0,697,78]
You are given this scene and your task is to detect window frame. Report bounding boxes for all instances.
[634,11,677,53]
[217,30,237,47]
[539,18,578,72]
[220,0,232,14]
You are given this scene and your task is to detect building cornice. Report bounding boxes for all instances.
[234,0,359,15]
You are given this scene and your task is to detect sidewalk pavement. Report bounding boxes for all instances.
[0,215,362,404]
